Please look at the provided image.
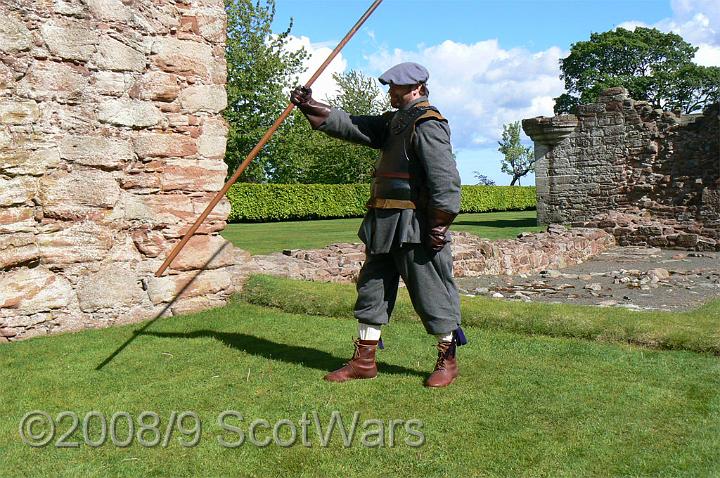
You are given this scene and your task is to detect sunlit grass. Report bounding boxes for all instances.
[1,300,718,476]
[221,210,543,255]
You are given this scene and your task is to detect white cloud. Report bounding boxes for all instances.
[621,0,720,66]
[695,43,720,65]
[365,40,566,150]
[669,0,720,43]
[284,35,348,101]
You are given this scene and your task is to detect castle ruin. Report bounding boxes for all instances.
[0,0,238,342]
[524,87,720,249]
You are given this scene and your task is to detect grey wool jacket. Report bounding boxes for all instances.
[318,96,462,254]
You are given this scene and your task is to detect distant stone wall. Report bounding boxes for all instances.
[0,0,237,342]
[251,227,616,283]
[523,88,720,243]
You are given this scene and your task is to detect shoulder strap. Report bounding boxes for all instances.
[412,103,447,135]
[415,108,446,125]
[391,102,446,134]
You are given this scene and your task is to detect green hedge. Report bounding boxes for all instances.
[460,185,536,213]
[226,183,536,222]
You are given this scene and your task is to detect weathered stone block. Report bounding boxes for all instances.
[120,172,162,192]
[197,133,227,159]
[191,193,230,223]
[0,148,61,176]
[36,101,97,132]
[120,192,195,226]
[170,296,227,315]
[0,14,32,54]
[0,176,37,207]
[146,268,231,304]
[53,0,87,16]
[160,159,226,191]
[648,236,669,247]
[0,61,13,91]
[197,117,228,158]
[638,225,663,236]
[94,36,146,72]
[1,0,231,340]
[0,99,40,124]
[128,71,180,101]
[59,136,133,169]
[106,235,142,263]
[168,234,234,271]
[197,13,226,43]
[150,37,214,78]
[133,132,197,158]
[39,169,121,218]
[0,233,40,269]
[85,0,132,22]
[676,233,699,248]
[210,58,227,85]
[93,71,130,96]
[178,85,226,113]
[76,263,146,312]
[37,221,114,266]
[0,266,72,313]
[98,99,163,128]
[131,228,170,258]
[130,3,179,34]
[40,21,98,61]
[16,61,89,103]
[0,207,36,233]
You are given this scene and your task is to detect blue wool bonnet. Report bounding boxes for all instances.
[378,62,429,86]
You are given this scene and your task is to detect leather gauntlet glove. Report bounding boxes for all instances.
[290,86,331,129]
[426,207,457,252]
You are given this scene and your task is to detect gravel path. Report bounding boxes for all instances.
[455,246,720,311]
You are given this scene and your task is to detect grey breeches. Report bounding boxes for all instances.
[353,243,461,335]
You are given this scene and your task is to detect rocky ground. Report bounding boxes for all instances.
[455,246,720,311]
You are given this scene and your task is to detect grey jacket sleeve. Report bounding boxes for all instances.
[317,108,389,149]
[413,119,462,214]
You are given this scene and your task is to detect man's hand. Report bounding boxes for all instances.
[290,86,313,106]
[289,86,331,130]
[426,207,457,252]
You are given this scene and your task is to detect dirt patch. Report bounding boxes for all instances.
[455,246,720,311]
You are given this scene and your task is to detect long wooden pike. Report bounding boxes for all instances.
[155,0,384,277]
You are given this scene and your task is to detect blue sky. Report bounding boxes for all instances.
[270,0,720,185]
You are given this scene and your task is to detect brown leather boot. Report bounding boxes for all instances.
[424,341,458,388]
[324,338,378,382]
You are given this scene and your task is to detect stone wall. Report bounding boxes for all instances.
[251,227,616,283]
[523,88,720,243]
[0,0,237,342]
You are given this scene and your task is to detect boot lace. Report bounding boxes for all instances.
[434,342,452,370]
[351,339,362,360]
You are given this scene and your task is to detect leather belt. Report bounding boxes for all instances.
[366,198,417,209]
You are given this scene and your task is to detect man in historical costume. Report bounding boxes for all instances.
[290,62,466,388]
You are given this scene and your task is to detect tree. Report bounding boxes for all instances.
[554,27,720,114]
[498,121,534,186]
[664,64,720,114]
[306,70,391,183]
[224,0,308,182]
[270,69,391,184]
[473,173,496,186]
[327,70,391,115]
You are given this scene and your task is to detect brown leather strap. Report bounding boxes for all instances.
[366,198,417,209]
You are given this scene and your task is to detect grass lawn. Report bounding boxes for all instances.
[1,299,719,477]
[221,210,543,255]
[242,275,720,355]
